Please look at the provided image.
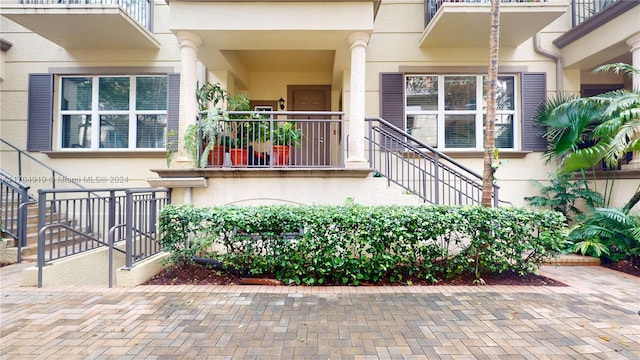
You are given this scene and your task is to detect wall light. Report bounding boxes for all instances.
[278,97,285,110]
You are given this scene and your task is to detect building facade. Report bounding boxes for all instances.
[1,0,639,207]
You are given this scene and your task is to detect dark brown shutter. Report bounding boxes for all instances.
[380,72,405,150]
[380,72,405,129]
[27,74,54,151]
[167,73,180,152]
[521,72,547,152]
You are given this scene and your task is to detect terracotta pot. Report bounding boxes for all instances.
[230,148,248,166]
[208,145,226,166]
[272,145,290,166]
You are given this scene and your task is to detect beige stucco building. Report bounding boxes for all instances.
[1,0,639,208]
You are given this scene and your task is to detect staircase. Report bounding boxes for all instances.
[1,202,73,263]
[365,117,500,206]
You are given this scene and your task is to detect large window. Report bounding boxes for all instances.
[406,74,516,150]
[59,75,168,150]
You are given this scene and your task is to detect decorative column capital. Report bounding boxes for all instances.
[176,31,202,50]
[348,32,370,50]
[627,32,640,51]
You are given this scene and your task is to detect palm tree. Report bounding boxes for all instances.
[536,63,640,173]
[535,63,640,210]
[481,0,500,207]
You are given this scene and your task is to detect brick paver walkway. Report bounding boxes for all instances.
[1,263,639,359]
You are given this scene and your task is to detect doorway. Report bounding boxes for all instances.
[288,85,332,166]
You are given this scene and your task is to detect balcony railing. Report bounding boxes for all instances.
[194,111,345,169]
[570,0,618,27]
[425,0,547,26]
[19,0,151,30]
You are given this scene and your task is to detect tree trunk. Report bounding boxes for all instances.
[623,188,640,213]
[482,0,501,207]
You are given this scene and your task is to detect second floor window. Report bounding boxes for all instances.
[405,74,516,150]
[59,75,168,150]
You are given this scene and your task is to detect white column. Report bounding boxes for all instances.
[623,33,640,169]
[345,32,370,169]
[172,31,202,168]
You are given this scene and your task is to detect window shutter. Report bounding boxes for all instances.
[27,74,54,151]
[380,72,405,129]
[167,73,180,152]
[521,72,547,151]
[380,72,405,150]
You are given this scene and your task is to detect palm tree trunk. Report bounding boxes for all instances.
[623,188,640,213]
[482,0,500,207]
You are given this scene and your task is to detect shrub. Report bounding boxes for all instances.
[158,204,567,285]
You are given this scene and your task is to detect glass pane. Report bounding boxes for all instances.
[407,114,437,147]
[136,77,167,110]
[495,114,514,148]
[99,77,130,110]
[61,114,92,148]
[100,115,129,148]
[406,76,438,111]
[445,76,476,110]
[483,76,515,110]
[445,114,475,148]
[61,77,92,111]
[137,114,167,148]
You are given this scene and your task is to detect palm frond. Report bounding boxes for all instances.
[595,63,640,78]
[559,139,610,173]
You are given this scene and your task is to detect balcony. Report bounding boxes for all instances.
[189,111,345,170]
[0,0,159,49]
[419,0,567,48]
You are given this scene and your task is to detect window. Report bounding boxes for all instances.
[405,74,516,150]
[59,75,168,150]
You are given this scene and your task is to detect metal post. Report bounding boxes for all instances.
[37,190,45,288]
[124,190,133,269]
[433,153,440,205]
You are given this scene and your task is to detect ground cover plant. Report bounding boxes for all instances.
[155,204,567,286]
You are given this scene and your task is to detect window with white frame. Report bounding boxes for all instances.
[59,75,168,150]
[405,74,516,150]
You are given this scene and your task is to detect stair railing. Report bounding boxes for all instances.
[365,117,499,207]
[0,169,34,261]
[36,187,171,287]
[0,138,86,191]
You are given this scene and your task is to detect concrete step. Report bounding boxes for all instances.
[544,253,601,266]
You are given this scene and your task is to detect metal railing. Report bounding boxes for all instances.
[1,137,88,261]
[425,0,548,26]
[0,138,88,192]
[37,187,171,287]
[0,170,33,261]
[194,111,345,168]
[366,117,499,207]
[18,0,152,30]
[570,0,618,27]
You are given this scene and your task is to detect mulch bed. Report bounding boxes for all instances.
[143,262,569,286]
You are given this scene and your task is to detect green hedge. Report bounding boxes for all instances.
[159,204,568,285]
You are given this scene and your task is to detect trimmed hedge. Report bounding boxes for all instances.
[159,204,567,285]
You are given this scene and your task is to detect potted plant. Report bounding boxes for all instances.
[226,93,270,166]
[271,122,302,165]
[184,82,228,168]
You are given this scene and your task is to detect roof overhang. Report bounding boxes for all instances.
[1,4,160,49]
[169,1,375,90]
[419,2,568,48]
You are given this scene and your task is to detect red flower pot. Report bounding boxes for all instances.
[272,145,290,166]
[229,148,248,166]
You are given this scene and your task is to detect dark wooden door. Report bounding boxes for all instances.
[289,85,331,166]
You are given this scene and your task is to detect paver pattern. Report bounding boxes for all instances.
[1,264,639,359]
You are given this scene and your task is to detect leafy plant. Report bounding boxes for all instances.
[569,207,640,262]
[525,172,603,222]
[158,204,568,285]
[272,122,302,147]
[184,82,228,168]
